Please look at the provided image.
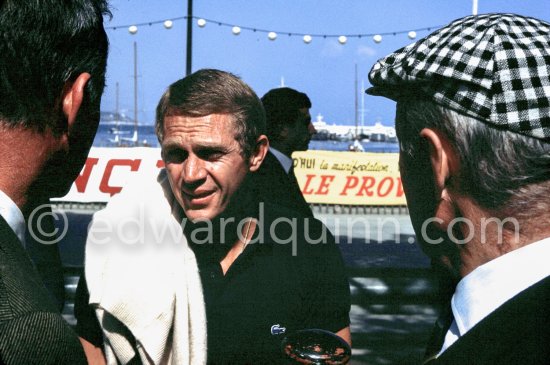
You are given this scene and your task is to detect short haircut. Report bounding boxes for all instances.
[156,69,266,159]
[396,97,550,220]
[0,0,110,132]
[261,87,311,142]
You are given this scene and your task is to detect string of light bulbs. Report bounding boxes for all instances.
[107,15,443,44]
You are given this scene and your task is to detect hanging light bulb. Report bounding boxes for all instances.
[163,20,173,29]
[408,31,417,39]
[373,34,382,43]
[197,18,206,27]
[303,35,312,44]
[338,35,347,45]
[268,31,277,41]
[232,26,241,35]
[128,25,138,34]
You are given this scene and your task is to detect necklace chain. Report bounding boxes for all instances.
[241,218,253,253]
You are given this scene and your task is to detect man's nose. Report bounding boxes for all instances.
[182,155,207,184]
[308,122,317,135]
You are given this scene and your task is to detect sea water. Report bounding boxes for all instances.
[93,124,399,153]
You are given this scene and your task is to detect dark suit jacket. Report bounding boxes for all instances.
[426,275,550,365]
[25,203,65,311]
[253,151,313,218]
[0,217,86,365]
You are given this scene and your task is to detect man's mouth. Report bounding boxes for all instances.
[182,189,215,205]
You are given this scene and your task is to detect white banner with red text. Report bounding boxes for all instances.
[54,148,406,206]
[292,151,406,206]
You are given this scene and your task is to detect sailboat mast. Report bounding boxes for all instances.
[361,79,365,127]
[115,82,119,121]
[354,63,358,138]
[133,41,138,145]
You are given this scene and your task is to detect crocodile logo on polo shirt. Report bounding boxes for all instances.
[270,324,286,335]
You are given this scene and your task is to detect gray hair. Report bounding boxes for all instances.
[396,97,550,220]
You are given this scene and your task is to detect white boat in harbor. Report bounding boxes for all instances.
[312,113,397,142]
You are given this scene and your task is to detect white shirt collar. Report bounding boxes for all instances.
[0,189,26,246]
[269,147,293,174]
[440,236,550,354]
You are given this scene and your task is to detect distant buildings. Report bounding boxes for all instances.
[311,113,397,142]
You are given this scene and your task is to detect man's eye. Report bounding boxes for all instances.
[198,149,224,161]
[163,149,187,164]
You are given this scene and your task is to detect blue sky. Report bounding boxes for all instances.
[102,0,550,126]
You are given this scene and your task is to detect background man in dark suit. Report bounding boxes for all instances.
[368,13,550,364]
[0,1,109,364]
[256,87,317,217]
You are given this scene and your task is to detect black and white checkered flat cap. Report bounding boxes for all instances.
[367,13,550,140]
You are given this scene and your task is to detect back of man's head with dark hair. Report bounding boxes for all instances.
[156,69,266,159]
[261,87,311,142]
[0,0,110,133]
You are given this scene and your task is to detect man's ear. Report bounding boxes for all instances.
[419,128,459,229]
[249,135,269,172]
[62,73,92,130]
[419,128,459,196]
